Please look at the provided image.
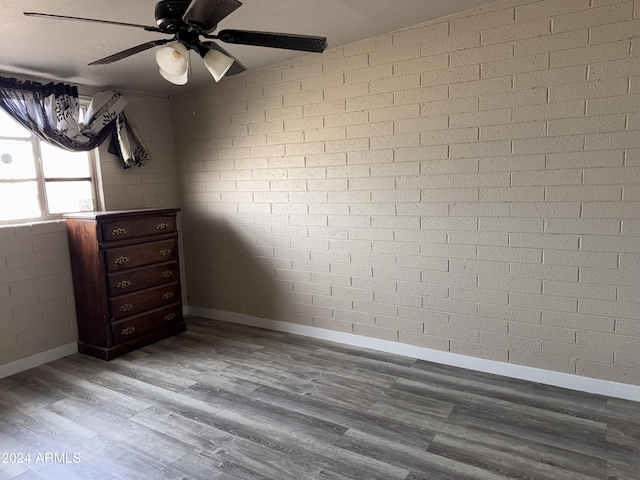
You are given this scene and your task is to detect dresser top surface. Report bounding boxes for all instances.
[63,208,180,221]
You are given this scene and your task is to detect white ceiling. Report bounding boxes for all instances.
[1,0,491,97]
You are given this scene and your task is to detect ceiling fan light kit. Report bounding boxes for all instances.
[202,49,235,82]
[156,42,189,76]
[159,66,189,85]
[24,0,328,86]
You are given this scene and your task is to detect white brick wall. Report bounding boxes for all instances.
[171,0,640,386]
[0,221,76,364]
[100,96,181,210]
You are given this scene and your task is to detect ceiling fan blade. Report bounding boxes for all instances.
[24,12,162,32]
[89,39,172,65]
[183,0,242,33]
[217,29,328,53]
[198,41,247,77]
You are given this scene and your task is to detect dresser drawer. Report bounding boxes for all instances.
[101,215,176,242]
[105,239,177,272]
[110,283,180,321]
[112,305,182,344]
[107,262,179,295]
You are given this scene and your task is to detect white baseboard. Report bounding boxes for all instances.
[0,343,78,380]
[188,306,640,402]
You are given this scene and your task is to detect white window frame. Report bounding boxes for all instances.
[0,99,103,225]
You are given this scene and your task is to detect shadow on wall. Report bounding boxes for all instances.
[180,209,282,325]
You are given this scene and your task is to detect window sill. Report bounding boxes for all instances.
[0,218,68,236]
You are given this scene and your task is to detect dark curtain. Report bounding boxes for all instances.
[108,112,151,168]
[0,75,150,168]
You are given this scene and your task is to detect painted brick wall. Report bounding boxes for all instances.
[99,96,181,210]
[171,0,640,386]
[0,94,179,367]
[0,220,76,365]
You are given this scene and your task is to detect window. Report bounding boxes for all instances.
[0,107,98,223]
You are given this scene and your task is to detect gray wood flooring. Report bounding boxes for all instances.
[0,316,638,480]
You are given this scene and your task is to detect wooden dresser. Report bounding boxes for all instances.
[64,208,186,360]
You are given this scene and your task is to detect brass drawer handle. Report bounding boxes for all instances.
[160,270,173,279]
[112,227,127,236]
[164,313,176,321]
[119,304,134,312]
[121,326,136,336]
[117,280,132,289]
[157,223,169,230]
[162,292,174,300]
[159,249,172,257]
[114,256,130,265]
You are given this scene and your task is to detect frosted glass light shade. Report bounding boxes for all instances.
[158,68,188,85]
[155,42,189,76]
[202,49,234,82]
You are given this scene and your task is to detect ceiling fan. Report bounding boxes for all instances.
[24,0,328,85]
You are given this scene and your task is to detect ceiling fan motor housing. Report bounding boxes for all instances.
[155,0,191,32]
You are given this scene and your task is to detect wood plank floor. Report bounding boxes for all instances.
[1,316,639,480]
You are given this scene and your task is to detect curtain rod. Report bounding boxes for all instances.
[0,70,170,101]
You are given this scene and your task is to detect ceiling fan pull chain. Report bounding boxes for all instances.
[189,50,197,116]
